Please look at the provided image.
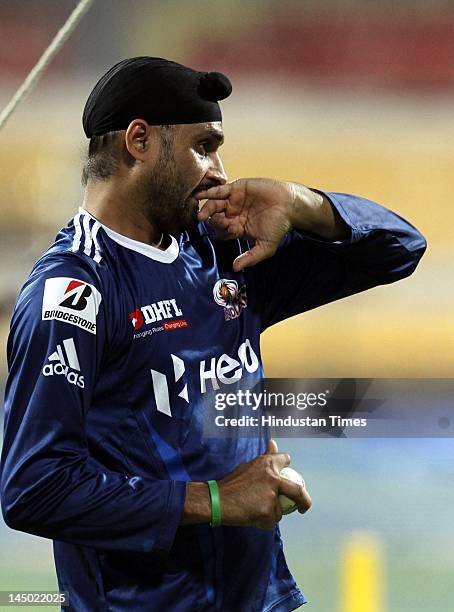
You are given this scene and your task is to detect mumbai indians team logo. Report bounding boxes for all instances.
[213,279,247,321]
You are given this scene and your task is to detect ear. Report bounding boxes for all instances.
[125,119,152,161]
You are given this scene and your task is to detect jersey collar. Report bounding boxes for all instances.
[79,208,179,264]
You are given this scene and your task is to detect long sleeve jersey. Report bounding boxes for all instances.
[1,192,426,611]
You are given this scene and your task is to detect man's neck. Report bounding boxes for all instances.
[82,179,164,247]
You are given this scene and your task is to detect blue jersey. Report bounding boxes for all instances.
[1,192,425,611]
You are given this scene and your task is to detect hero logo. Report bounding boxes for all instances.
[151,339,259,416]
[42,338,85,388]
[199,338,259,393]
[42,277,102,335]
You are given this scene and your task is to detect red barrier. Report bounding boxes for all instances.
[192,13,454,90]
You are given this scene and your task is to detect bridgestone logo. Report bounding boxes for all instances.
[43,310,96,332]
[42,277,101,335]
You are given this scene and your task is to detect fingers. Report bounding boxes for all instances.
[266,439,279,454]
[204,213,242,241]
[258,497,283,530]
[261,439,289,473]
[195,183,232,201]
[269,452,291,472]
[198,199,227,221]
[233,251,254,272]
[297,488,312,514]
[278,478,312,515]
[233,242,276,272]
[256,489,284,530]
[274,496,284,524]
[209,212,230,231]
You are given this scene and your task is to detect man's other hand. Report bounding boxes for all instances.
[217,439,312,529]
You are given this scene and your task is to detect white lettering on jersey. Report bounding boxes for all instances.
[130,299,184,329]
[42,338,85,388]
[152,301,169,321]
[42,277,102,335]
[150,339,260,416]
[141,305,157,324]
[200,338,259,393]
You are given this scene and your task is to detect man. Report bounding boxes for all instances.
[1,57,425,611]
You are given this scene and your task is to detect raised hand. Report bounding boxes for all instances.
[196,178,296,271]
[197,178,350,270]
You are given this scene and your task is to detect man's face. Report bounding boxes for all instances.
[139,122,227,235]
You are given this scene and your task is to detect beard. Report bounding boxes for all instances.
[138,145,199,236]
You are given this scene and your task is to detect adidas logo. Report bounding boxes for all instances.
[42,338,85,388]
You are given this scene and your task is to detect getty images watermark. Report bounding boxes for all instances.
[202,379,454,438]
[213,388,366,429]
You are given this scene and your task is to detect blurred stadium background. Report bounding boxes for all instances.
[1,1,454,610]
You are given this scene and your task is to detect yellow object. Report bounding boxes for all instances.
[340,532,384,612]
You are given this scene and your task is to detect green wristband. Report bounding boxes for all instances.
[207,480,221,528]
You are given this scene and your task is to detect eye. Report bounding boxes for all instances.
[196,141,209,156]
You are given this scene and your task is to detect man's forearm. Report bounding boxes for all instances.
[288,183,350,241]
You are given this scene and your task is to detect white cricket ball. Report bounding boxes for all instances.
[279,466,305,515]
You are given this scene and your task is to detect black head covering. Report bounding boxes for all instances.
[82,56,232,138]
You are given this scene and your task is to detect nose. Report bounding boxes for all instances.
[208,152,228,185]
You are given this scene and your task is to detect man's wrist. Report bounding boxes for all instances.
[180,482,212,525]
[287,183,350,241]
